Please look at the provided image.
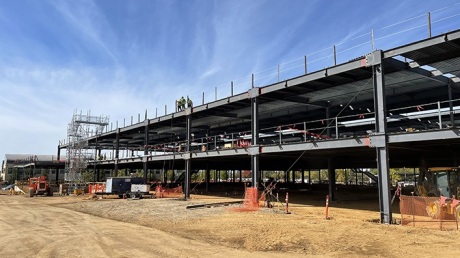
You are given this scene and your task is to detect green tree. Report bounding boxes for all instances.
[81,170,94,182]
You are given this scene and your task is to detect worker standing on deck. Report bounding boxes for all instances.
[177,96,185,111]
[180,96,186,111]
[187,96,193,108]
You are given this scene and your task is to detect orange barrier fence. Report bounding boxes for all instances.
[88,183,106,195]
[232,187,260,212]
[399,195,459,230]
[155,185,183,198]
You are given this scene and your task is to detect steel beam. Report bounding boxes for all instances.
[384,30,460,58]
[262,138,369,153]
[371,50,392,224]
[388,129,460,143]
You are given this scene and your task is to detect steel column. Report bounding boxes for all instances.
[114,129,120,176]
[301,168,305,184]
[184,113,192,198]
[143,121,149,182]
[326,105,331,137]
[250,89,260,187]
[448,81,454,127]
[328,159,336,201]
[371,50,392,224]
[205,164,210,193]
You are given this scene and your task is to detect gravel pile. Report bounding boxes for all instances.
[56,197,242,226]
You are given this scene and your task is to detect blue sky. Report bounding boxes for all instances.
[1,0,459,163]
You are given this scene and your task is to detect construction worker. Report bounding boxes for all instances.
[187,96,193,108]
[179,96,186,111]
[177,99,182,111]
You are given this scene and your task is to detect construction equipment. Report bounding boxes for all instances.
[28,175,52,197]
[105,177,146,198]
[417,167,460,220]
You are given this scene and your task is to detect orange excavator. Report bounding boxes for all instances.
[29,175,52,197]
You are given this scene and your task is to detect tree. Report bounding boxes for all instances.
[81,170,94,183]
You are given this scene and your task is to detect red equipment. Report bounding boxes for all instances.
[29,176,52,197]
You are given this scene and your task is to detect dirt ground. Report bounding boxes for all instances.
[0,190,459,258]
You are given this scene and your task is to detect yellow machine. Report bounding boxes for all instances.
[417,167,460,220]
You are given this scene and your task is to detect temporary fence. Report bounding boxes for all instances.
[232,187,260,212]
[399,195,460,230]
[155,185,183,198]
[88,183,106,195]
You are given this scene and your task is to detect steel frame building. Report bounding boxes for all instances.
[58,29,460,224]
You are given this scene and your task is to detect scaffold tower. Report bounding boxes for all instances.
[65,110,109,185]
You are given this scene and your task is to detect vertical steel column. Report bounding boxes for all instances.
[56,147,61,182]
[184,112,192,198]
[143,120,149,182]
[427,12,432,38]
[114,128,120,176]
[304,55,307,74]
[250,87,260,187]
[205,164,210,193]
[328,159,336,201]
[371,50,392,224]
[301,168,305,184]
[97,148,101,182]
[93,137,98,182]
[448,81,454,127]
[326,105,331,137]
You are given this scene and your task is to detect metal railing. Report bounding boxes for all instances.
[62,3,460,144]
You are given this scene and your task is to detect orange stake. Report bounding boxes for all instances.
[285,192,291,214]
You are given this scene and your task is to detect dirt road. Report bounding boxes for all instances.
[0,195,296,258]
[1,193,459,258]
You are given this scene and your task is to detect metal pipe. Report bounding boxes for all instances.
[304,55,307,74]
[252,73,254,88]
[335,117,339,139]
[333,45,337,66]
[427,12,432,38]
[278,64,280,82]
[371,29,375,51]
[448,82,454,127]
[303,122,307,142]
[279,129,282,145]
[231,81,234,96]
[438,101,442,129]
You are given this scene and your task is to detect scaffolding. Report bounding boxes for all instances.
[65,111,109,186]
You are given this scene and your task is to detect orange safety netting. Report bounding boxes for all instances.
[399,195,460,230]
[88,183,106,195]
[232,187,260,212]
[155,185,183,198]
